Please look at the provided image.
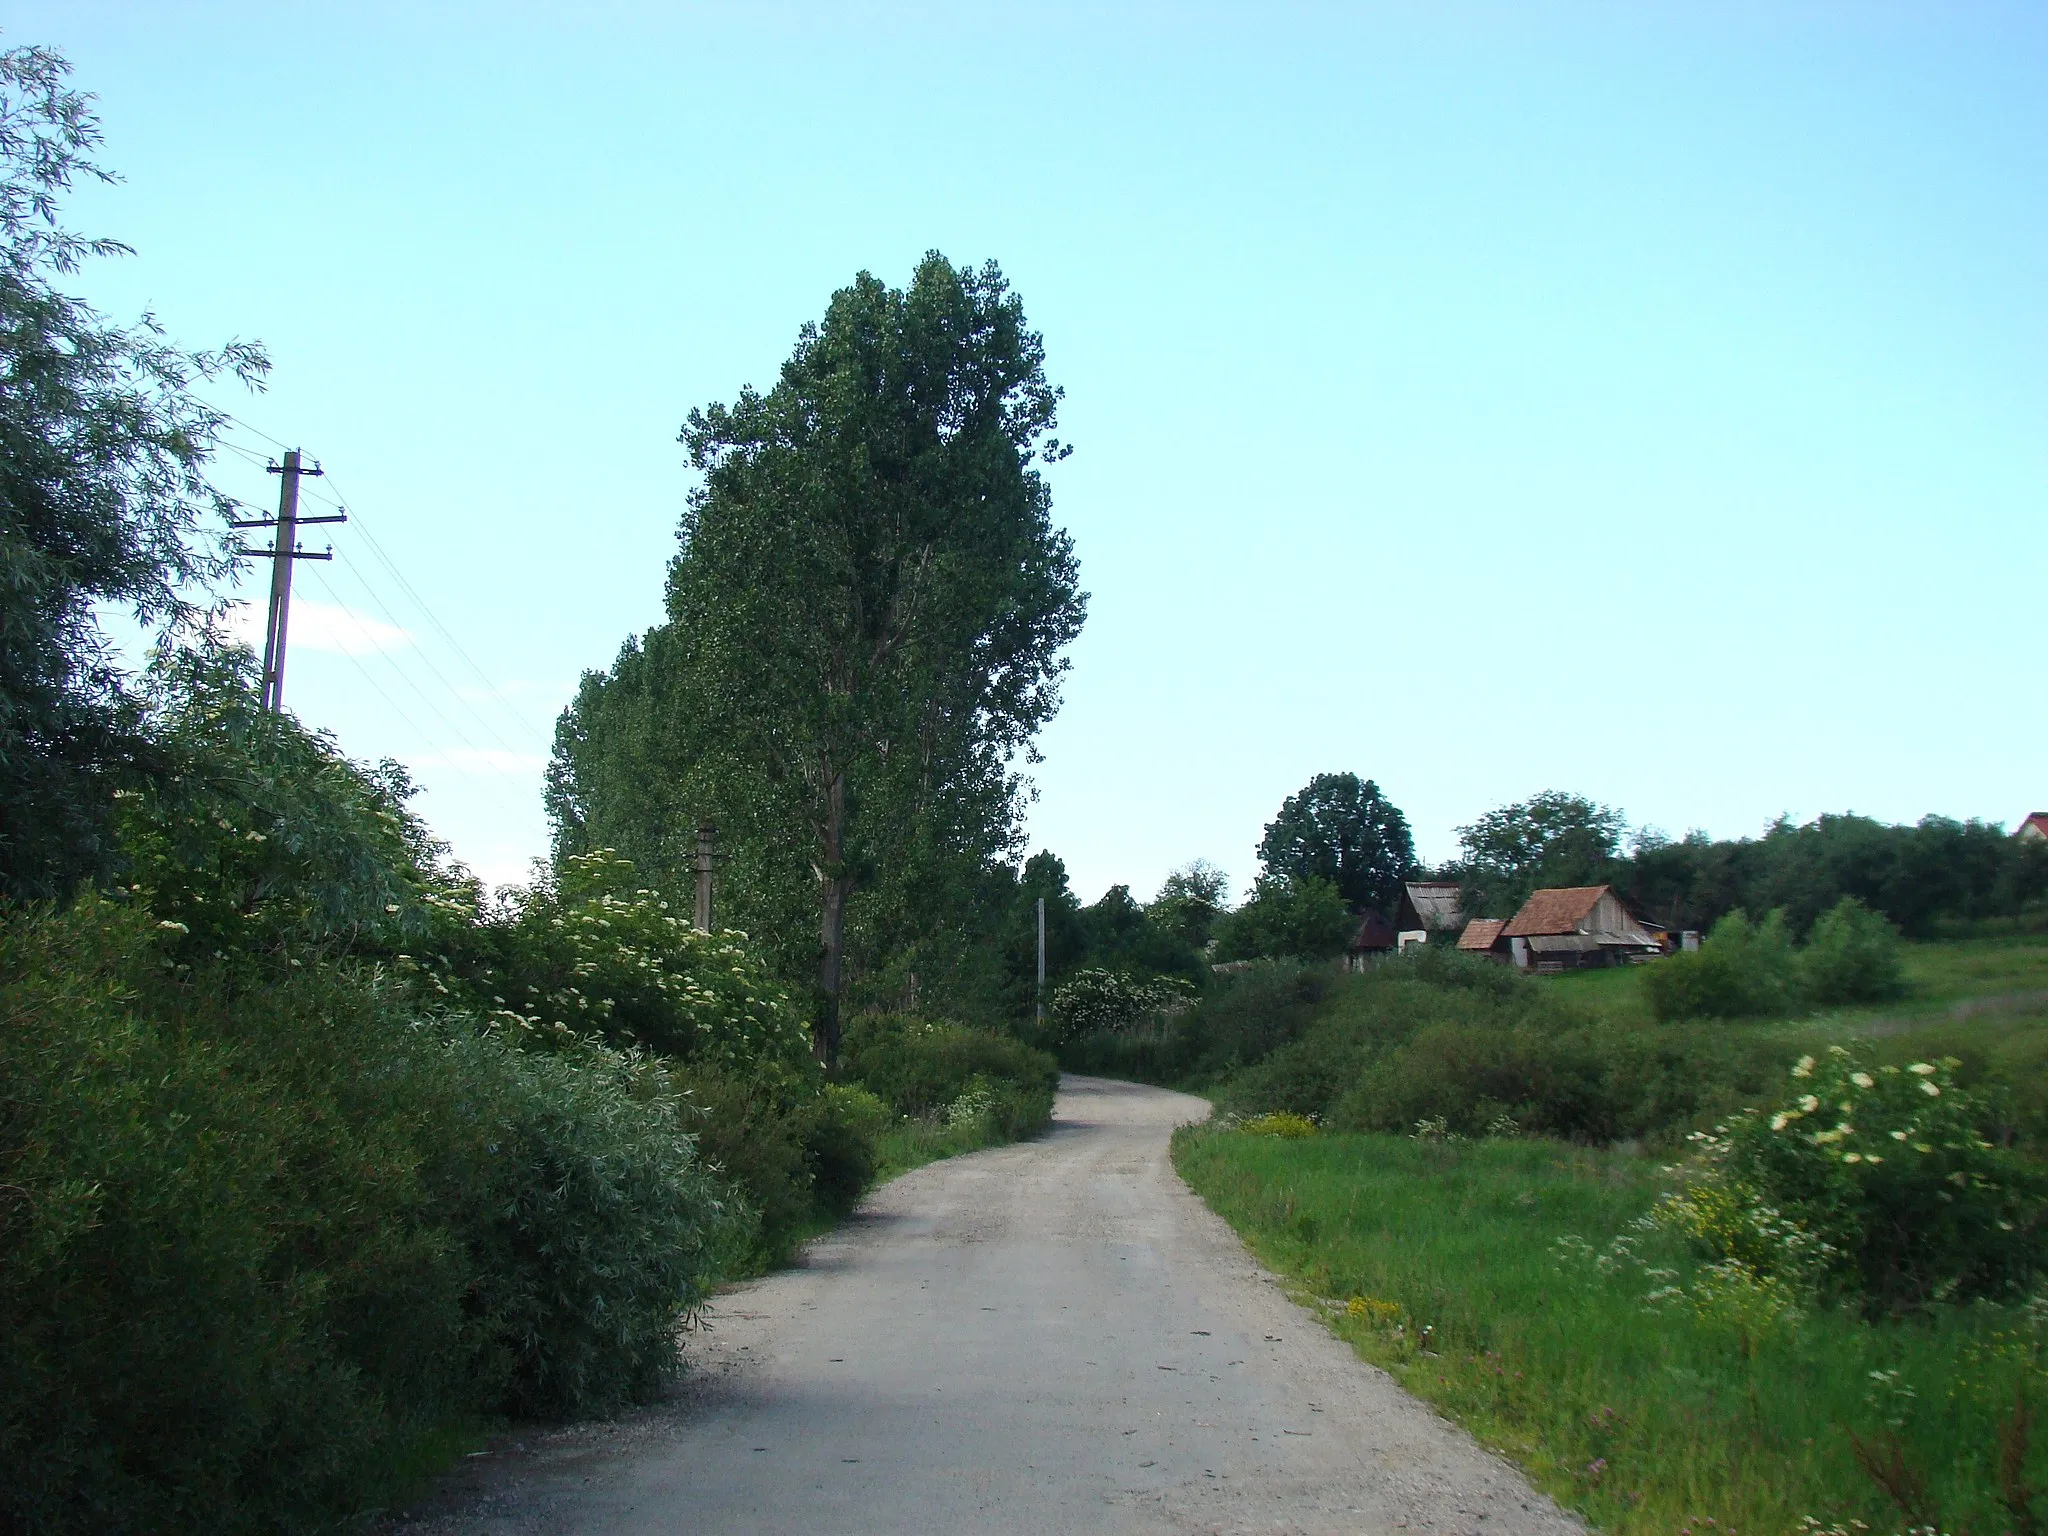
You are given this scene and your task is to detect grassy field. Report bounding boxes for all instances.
[1175,1126,2046,1536]
[1163,935,2048,1534]
[1547,933,2048,1034]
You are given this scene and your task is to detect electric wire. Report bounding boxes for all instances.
[330,542,536,763]
[213,408,555,763]
[303,565,538,824]
[322,472,553,751]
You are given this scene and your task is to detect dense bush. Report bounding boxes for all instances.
[1673,1047,2048,1313]
[1060,958,1333,1084]
[841,1014,1058,1138]
[1799,896,1904,1004]
[1200,949,1798,1146]
[1642,908,1800,1021]
[1643,900,1906,1021]
[0,898,733,1535]
[1049,967,1192,1040]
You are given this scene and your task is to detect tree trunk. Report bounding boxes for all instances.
[816,768,850,1068]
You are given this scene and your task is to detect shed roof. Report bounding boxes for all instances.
[1349,907,1397,953]
[1458,917,1507,952]
[1501,885,1609,938]
[1403,881,1466,931]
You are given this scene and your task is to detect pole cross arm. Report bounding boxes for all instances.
[232,512,346,529]
[236,546,334,560]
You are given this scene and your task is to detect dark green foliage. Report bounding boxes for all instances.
[1148,859,1229,949]
[1059,958,1333,1084]
[0,898,731,1535]
[1643,908,1801,1021]
[1213,874,1353,961]
[1450,790,1627,918]
[807,1084,891,1216]
[840,1013,1058,1137]
[1801,896,1905,1005]
[118,645,460,962]
[1643,901,1905,1021]
[551,253,1086,1060]
[0,48,269,901]
[1256,772,1415,911]
[1703,1049,2048,1313]
[1618,813,2048,939]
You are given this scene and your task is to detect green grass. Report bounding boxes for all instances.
[1543,933,2048,1034]
[872,1110,1042,1182]
[1175,1125,2046,1536]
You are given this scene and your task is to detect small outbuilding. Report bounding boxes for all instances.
[1500,885,1667,972]
[1457,917,1509,960]
[1344,907,1398,972]
[1394,881,1467,945]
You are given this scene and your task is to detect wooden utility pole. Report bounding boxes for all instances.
[232,448,343,712]
[693,821,718,933]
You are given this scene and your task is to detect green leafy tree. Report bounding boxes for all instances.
[1148,858,1229,949]
[0,45,266,899]
[1213,875,1353,961]
[551,254,1084,1063]
[1256,773,1414,912]
[1453,790,1626,916]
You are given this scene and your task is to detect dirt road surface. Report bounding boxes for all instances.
[392,1074,1580,1536]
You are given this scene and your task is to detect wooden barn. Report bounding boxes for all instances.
[1394,881,1467,947]
[1499,885,1667,972]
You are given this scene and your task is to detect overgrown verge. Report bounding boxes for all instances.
[0,898,732,1536]
[1174,1121,2048,1536]
[0,663,1060,1535]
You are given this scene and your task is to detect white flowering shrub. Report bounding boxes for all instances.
[1676,1047,2047,1312]
[452,850,815,1084]
[1050,968,1194,1041]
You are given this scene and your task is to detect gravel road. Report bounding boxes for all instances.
[392,1074,1581,1536]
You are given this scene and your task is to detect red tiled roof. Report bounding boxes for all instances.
[1501,886,1609,938]
[1458,917,1507,951]
[2020,812,2048,839]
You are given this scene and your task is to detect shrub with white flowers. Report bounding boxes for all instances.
[1672,1046,2047,1313]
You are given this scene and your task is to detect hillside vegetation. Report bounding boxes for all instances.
[1149,931,2048,1534]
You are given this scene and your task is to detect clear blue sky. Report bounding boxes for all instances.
[26,2,2047,899]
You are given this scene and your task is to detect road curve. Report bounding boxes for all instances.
[394,1074,1581,1536]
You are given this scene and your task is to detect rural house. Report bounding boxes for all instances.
[2019,812,2048,842]
[1394,881,1466,947]
[1499,885,1666,971]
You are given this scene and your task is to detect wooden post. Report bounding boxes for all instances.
[1036,896,1046,1024]
[260,450,304,712]
[693,821,716,933]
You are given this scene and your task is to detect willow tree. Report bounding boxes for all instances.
[555,254,1084,1063]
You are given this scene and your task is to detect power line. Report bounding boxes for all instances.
[213,410,553,754]
[330,542,537,764]
[323,474,553,751]
[304,566,540,825]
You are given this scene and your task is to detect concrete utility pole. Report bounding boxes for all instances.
[694,822,718,933]
[1036,896,1046,1024]
[232,448,343,713]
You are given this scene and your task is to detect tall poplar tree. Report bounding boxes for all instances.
[551,254,1085,1063]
